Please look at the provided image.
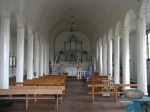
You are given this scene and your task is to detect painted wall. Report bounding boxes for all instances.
[9,33,28,77]
[49,37,54,65]
[55,31,92,62]
[129,32,150,85]
[129,33,137,83]
[9,34,17,77]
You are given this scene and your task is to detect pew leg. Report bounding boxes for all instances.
[26,95,28,110]
[34,94,37,103]
[61,98,62,104]
[57,94,58,110]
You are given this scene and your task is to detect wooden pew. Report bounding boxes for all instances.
[0,87,63,110]
[10,75,67,86]
[9,85,65,94]
[91,76,108,84]
[88,83,137,103]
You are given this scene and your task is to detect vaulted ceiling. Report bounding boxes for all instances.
[8,0,142,43]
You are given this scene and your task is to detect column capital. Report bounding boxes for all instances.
[34,33,39,40]
[122,27,129,30]
[17,27,24,29]
[0,16,10,19]
[28,34,34,37]
[114,36,120,39]
[34,38,39,41]
[122,27,129,35]
[136,17,146,20]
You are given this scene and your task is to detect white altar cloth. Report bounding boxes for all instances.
[65,67,77,76]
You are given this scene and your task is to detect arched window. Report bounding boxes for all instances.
[146,30,150,59]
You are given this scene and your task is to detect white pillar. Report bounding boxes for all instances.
[43,42,45,75]
[96,42,99,72]
[99,39,103,75]
[102,43,107,75]
[16,27,25,82]
[39,40,44,76]
[46,42,50,74]
[122,27,130,87]
[0,16,10,89]
[136,18,148,95]
[108,40,112,76]
[94,57,96,71]
[49,38,54,67]
[27,35,33,79]
[44,42,48,75]
[34,38,39,78]
[114,37,120,84]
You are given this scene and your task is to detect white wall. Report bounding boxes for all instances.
[49,37,54,65]
[9,34,28,77]
[55,31,92,62]
[129,33,137,83]
[24,40,27,76]
[129,32,150,85]
[9,34,17,77]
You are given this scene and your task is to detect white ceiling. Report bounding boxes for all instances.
[9,0,143,43]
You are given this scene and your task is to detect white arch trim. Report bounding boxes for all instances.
[108,28,114,40]
[103,33,107,45]
[115,21,122,37]
[124,9,136,28]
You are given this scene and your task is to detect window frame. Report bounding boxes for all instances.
[146,29,150,60]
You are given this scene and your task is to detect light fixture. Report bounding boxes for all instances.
[69,7,76,32]
[70,27,73,32]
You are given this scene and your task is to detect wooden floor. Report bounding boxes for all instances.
[0,78,129,112]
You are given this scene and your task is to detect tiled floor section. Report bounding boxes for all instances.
[0,78,129,112]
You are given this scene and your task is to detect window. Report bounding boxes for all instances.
[147,31,150,59]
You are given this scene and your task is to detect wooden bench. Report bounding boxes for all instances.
[10,75,67,86]
[9,85,65,94]
[0,87,63,110]
[88,83,137,103]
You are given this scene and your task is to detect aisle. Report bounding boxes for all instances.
[58,78,128,112]
[1,78,128,112]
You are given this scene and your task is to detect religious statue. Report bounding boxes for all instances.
[85,65,93,81]
[59,64,65,75]
[76,54,81,70]
[76,59,81,70]
[70,54,75,64]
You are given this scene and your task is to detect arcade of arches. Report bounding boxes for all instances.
[1,0,150,111]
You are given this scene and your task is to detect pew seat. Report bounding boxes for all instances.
[0,87,63,110]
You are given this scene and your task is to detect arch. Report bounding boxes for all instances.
[139,0,149,18]
[115,21,122,37]
[25,22,33,35]
[0,0,13,17]
[108,28,114,40]
[10,9,17,36]
[55,31,92,61]
[10,9,25,28]
[124,9,136,28]
[34,31,39,40]
[99,37,102,46]
[103,34,107,45]
[97,40,99,51]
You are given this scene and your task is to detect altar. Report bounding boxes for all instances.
[64,67,77,76]
[52,61,91,76]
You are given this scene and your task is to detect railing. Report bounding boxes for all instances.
[77,71,87,79]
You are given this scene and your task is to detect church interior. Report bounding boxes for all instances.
[1,0,150,111]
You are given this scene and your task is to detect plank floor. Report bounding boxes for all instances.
[0,78,129,112]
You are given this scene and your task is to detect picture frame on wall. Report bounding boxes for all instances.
[12,56,16,67]
[9,56,13,67]
[9,56,16,67]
